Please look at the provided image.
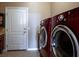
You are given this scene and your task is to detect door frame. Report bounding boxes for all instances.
[5,7,29,51]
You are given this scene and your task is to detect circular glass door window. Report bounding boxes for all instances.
[51,29,77,57]
[39,27,47,49]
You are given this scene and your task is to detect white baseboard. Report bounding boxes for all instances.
[3,48,38,51]
[27,48,38,51]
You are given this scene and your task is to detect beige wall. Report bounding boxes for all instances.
[52,2,79,16]
[0,2,51,49]
[27,3,51,49]
[0,2,51,19]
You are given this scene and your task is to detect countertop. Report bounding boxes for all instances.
[0,27,4,35]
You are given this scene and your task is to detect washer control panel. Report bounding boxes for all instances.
[58,15,66,22]
[58,15,64,21]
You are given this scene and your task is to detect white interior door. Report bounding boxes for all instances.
[5,7,28,50]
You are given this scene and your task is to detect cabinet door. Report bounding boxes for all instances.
[0,14,5,27]
[0,34,4,50]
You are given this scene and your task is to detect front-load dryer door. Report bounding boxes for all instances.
[51,25,78,57]
[39,26,47,49]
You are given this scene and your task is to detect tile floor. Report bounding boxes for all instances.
[0,50,40,57]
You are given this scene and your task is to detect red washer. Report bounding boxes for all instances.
[51,7,79,57]
[38,18,52,57]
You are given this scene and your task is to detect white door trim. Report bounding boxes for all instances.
[5,7,29,51]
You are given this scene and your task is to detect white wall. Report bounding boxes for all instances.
[0,2,51,50]
[52,2,79,16]
[27,3,51,49]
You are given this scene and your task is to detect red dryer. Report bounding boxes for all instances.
[38,18,52,57]
[51,7,79,57]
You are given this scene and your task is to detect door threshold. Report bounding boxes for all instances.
[7,49,27,51]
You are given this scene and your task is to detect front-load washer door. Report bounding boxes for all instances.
[39,26,47,49]
[51,25,78,57]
